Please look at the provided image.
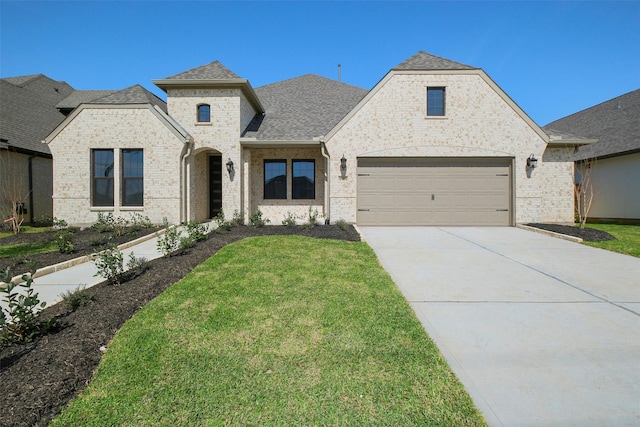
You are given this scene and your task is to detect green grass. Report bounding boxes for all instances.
[0,241,58,258]
[583,223,640,257]
[0,225,52,239]
[52,236,485,426]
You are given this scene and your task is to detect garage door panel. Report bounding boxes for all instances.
[357,158,512,226]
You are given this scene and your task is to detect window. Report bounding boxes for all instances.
[264,160,287,199]
[292,160,315,199]
[427,87,446,116]
[92,149,114,206]
[122,149,143,206]
[197,104,210,122]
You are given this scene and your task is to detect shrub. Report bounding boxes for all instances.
[56,229,76,254]
[282,212,297,227]
[335,219,349,232]
[157,218,180,257]
[129,213,153,232]
[0,268,55,345]
[212,211,232,232]
[91,212,115,233]
[61,286,94,312]
[231,209,244,226]
[304,207,320,230]
[93,245,125,285]
[52,217,68,231]
[249,209,269,227]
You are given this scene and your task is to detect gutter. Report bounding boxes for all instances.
[320,140,331,224]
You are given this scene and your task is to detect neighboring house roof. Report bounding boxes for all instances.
[87,84,167,113]
[56,90,118,112]
[545,88,640,160]
[0,74,74,156]
[393,50,476,70]
[243,74,368,141]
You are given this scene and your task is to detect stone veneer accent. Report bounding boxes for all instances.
[48,107,185,226]
[326,72,575,224]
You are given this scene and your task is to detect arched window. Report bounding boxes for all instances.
[197,104,211,122]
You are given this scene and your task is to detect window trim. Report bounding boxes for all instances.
[91,149,114,207]
[264,159,287,200]
[197,103,211,122]
[121,148,144,207]
[427,87,446,117]
[292,159,315,200]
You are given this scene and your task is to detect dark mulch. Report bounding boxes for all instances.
[0,227,162,278]
[0,225,360,427]
[525,223,616,242]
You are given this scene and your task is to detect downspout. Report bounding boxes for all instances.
[27,155,35,224]
[320,139,331,224]
[180,140,193,222]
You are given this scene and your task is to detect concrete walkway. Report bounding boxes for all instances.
[359,226,640,427]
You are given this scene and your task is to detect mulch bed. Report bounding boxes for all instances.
[525,223,616,242]
[0,227,161,278]
[0,225,360,427]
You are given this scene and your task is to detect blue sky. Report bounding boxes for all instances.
[1,1,638,125]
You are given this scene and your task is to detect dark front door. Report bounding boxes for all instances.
[209,155,222,218]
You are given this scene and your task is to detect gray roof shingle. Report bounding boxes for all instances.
[394,51,476,70]
[56,90,118,111]
[88,85,167,113]
[0,74,74,155]
[545,89,640,160]
[242,74,368,141]
[163,61,240,80]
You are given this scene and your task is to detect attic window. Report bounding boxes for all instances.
[197,104,211,122]
[427,87,446,116]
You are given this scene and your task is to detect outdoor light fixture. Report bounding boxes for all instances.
[526,154,538,169]
[340,154,347,177]
[226,158,234,174]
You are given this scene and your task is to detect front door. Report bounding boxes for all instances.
[209,155,222,218]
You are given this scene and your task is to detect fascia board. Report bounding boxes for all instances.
[152,78,265,113]
[240,139,320,149]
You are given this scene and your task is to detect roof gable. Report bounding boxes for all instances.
[242,74,368,141]
[545,88,640,159]
[163,60,240,80]
[393,51,476,70]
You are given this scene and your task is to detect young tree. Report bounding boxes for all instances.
[0,148,30,234]
[574,158,597,229]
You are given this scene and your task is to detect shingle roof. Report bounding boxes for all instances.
[242,74,368,141]
[56,90,118,111]
[545,89,640,160]
[88,84,167,113]
[0,75,74,155]
[394,51,476,70]
[163,61,240,80]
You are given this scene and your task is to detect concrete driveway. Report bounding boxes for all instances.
[359,227,640,426]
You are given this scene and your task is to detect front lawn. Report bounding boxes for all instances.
[52,235,485,426]
[0,240,58,258]
[583,223,640,257]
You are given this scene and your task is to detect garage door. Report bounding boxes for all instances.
[357,158,512,226]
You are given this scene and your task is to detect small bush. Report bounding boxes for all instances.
[303,207,320,230]
[1,268,55,345]
[61,286,94,312]
[249,209,269,227]
[231,209,244,226]
[91,212,115,233]
[282,212,297,227]
[129,213,153,232]
[157,218,180,257]
[179,236,196,250]
[90,235,111,247]
[56,229,76,254]
[335,219,349,232]
[212,211,232,232]
[93,245,125,285]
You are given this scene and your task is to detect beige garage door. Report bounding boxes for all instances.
[357,158,512,226]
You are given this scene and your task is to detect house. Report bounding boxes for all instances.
[0,74,74,224]
[545,89,640,222]
[44,51,581,227]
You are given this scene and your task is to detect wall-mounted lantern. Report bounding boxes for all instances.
[226,158,234,175]
[526,154,538,169]
[340,154,347,177]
